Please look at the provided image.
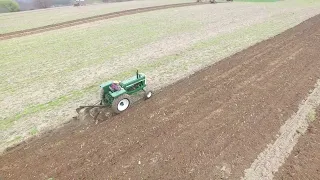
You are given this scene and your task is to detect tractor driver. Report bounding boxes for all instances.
[110,81,122,92]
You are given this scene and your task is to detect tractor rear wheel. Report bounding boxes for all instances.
[112,94,131,114]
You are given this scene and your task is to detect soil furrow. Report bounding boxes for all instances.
[0,2,201,40]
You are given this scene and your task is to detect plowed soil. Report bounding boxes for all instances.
[1,14,320,180]
[275,107,320,180]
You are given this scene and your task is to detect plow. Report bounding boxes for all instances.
[76,71,153,122]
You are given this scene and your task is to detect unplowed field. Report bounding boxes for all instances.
[1,13,320,180]
[0,2,199,40]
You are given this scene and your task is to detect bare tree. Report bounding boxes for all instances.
[34,0,52,8]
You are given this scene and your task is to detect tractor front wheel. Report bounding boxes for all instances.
[112,94,131,114]
[100,88,106,105]
[144,88,153,100]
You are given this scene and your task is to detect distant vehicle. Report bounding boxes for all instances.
[197,0,233,3]
[74,0,86,6]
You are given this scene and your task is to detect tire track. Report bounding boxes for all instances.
[0,2,202,41]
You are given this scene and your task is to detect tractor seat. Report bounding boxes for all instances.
[109,83,123,92]
[109,86,116,92]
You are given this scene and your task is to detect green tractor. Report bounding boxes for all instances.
[78,71,152,114]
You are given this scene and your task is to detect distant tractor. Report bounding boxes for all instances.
[197,0,233,3]
[77,71,153,114]
[74,0,86,6]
